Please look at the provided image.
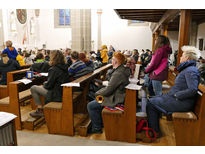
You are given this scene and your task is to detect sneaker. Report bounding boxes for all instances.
[87,127,102,134]
[30,108,44,117]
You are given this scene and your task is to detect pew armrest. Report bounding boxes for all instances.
[172,112,197,120]
[44,102,62,110]
[0,85,7,88]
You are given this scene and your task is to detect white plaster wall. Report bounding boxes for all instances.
[2,9,152,51]
[38,9,71,49]
[2,9,72,50]
[91,9,152,51]
[197,22,205,59]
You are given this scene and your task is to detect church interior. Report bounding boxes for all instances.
[1,1,205,153]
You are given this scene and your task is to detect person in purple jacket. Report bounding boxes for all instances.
[2,40,18,60]
[146,46,200,138]
[145,35,172,96]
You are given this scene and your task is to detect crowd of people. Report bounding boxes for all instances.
[1,37,205,142]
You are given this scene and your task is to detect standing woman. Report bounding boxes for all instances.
[30,50,69,117]
[145,35,172,96]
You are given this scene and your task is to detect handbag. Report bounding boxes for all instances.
[136,119,157,141]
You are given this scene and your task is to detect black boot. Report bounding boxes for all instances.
[30,108,44,117]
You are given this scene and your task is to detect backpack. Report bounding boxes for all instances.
[136,119,157,140]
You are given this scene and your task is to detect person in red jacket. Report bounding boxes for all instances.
[145,35,172,96]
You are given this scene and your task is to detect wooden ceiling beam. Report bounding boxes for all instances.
[116,9,166,13]
[119,13,164,16]
[151,9,180,34]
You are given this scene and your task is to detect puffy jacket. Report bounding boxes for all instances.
[16,54,25,66]
[149,60,200,113]
[100,45,108,64]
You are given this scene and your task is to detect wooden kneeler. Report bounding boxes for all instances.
[23,116,45,130]
[102,88,137,143]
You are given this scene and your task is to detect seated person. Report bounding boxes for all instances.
[30,50,69,117]
[87,52,130,134]
[34,52,45,63]
[2,40,18,60]
[146,46,200,137]
[16,53,25,66]
[0,53,20,85]
[68,51,93,80]
[126,57,136,78]
[24,52,33,65]
[30,61,51,73]
[90,54,102,70]
[64,48,72,67]
[79,52,94,71]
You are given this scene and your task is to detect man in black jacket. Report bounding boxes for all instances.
[0,54,20,85]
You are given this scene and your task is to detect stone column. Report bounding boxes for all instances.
[97,9,102,50]
[71,9,91,52]
[0,9,4,50]
[82,9,91,53]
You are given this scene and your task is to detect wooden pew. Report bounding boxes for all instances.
[167,66,178,86]
[102,88,137,143]
[44,64,112,136]
[20,64,32,69]
[167,66,205,145]
[0,77,46,130]
[0,68,29,99]
[172,84,205,146]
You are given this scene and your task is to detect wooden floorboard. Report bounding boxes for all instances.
[18,82,176,146]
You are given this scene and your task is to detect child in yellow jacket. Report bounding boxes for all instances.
[100,45,108,64]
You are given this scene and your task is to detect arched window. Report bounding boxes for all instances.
[54,9,71,28]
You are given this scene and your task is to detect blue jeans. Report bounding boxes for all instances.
[148,79,162,96]
[146,102,161,133]
[87,100,104,129]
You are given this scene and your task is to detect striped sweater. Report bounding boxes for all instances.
[68,60,93,80]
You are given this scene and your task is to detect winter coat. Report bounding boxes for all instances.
[43,64,70,103]
[16,54,25,66]
[30,62,51,73]
[2,47,18,59]
[96,65,130,107]
[100,46,108,64]
[145,45,172,81]
[149,60,200,113]
[0,59,21,85]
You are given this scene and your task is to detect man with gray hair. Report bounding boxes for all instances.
[146,45,201,140]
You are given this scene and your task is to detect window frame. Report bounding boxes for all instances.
[54,9,71,28]
[128,20,149,26]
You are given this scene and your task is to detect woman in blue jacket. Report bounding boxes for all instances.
[146,46,201,137]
